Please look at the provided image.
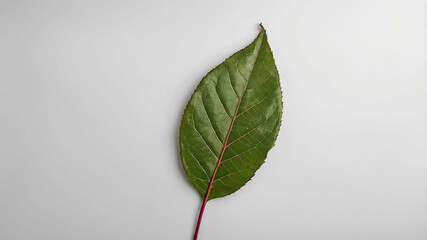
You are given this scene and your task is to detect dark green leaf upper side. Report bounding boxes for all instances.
[180,27,282,200]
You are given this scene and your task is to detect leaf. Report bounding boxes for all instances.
[179,24,283,239]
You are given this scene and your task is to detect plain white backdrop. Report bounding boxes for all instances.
[1,0,426,239]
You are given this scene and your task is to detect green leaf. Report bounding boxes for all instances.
[179,24,283,239]
[180,25,282,200]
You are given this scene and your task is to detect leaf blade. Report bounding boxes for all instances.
[180,26,282,201]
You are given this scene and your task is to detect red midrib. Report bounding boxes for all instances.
[193,34,263,240]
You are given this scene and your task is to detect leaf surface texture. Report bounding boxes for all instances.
[180,26,282,200]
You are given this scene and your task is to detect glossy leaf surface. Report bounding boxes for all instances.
[180,26,282,201]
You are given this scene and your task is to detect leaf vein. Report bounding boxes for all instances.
[225,65,240,98]
[192,115,219,158]
[222,120,279,163]
[226,116,271,148]
[201,96,224,145]
[236,88,276,117]
[213,168,254,182]
[188,148,211,180]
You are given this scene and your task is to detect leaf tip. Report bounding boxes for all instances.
[259,23,265,31]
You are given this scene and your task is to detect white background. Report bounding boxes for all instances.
[1,0,426,239]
